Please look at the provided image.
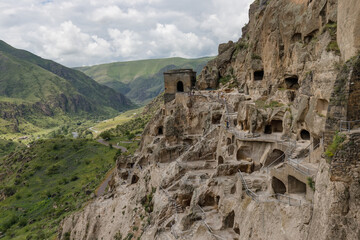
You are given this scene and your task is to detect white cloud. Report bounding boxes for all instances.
[0,0,253,67]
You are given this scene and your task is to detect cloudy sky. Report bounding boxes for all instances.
[0,0,253,67]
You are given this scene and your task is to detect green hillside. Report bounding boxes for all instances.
[0,138,117,239]
[0,40,135,135]
[76,57,214,104]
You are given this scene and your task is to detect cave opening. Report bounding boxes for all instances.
[254,70,264,81]
[300,129,310,140]
[272,177,286,194]
[285,76,299,90]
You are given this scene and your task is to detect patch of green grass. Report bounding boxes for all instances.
[255,99,284,109]
[327,41,341,55]
[0,138,117,239]
[325,132,346,162]
[219,75,232,85]
[251,53,262,60]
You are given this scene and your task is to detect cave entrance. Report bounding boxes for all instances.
[223,211,235,228]
[218,156,224,165]
[212,113,222,124]
[177,81,184,92]
[264,149,285,167]
[199,192,217,207]
[131,174,139,184]
[157,126,163,135]
[288,175,306,194]
[300,129,310,140]
[285,76,299,90]
[272,177,286,194]
[236,147,251,161]
[254,70,264,81]
[271,120,283,133]
[264,125,272,134]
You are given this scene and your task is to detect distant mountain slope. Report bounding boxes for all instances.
[0,40,134,134]
[76,57,214,104]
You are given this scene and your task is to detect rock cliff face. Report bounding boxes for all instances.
[59,0,360,239]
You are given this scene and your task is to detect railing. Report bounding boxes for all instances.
[339,120,360,132]
[287,159,314,176]
[238,170,259,202]
[273,193,302,206]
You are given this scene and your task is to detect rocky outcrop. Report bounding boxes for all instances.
[58,0,360,239]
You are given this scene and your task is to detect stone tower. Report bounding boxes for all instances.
[163,69,196,103]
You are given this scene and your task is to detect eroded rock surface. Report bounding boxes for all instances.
[58,0,360,239]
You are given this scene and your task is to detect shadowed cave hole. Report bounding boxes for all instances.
[218,156,224,165]
[157,126,163,135]
[223,211,235,228]
[264,149,285,167]
[212,113,222,124]
[285,76,299,90]
[264,125,272,134]
[272,177,286,194]
[254,70,264,81]
[300,129,310,140]
[131,174,139,184]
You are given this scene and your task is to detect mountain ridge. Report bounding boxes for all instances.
[76,56,214,104]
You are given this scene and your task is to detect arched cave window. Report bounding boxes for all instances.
[157,126,163,135]
[177,81,184,92]
[272,177,286,194]
[264,149,285,167]
[300,129,310,140]
[218,156,224,165]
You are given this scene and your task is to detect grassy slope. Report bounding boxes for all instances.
[0,51,78,103]
[77,57,214,104]
[91,107,144,136]
[0,40,136,136]
[0,139,117,239]
[0,40,134,113]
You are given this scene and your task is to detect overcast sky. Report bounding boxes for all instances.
[0,0,253,67]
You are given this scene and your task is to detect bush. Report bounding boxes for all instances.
[325,132,346,162]
[307,177,315,191]
[100,131,112,141]
[113,149,122,161]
